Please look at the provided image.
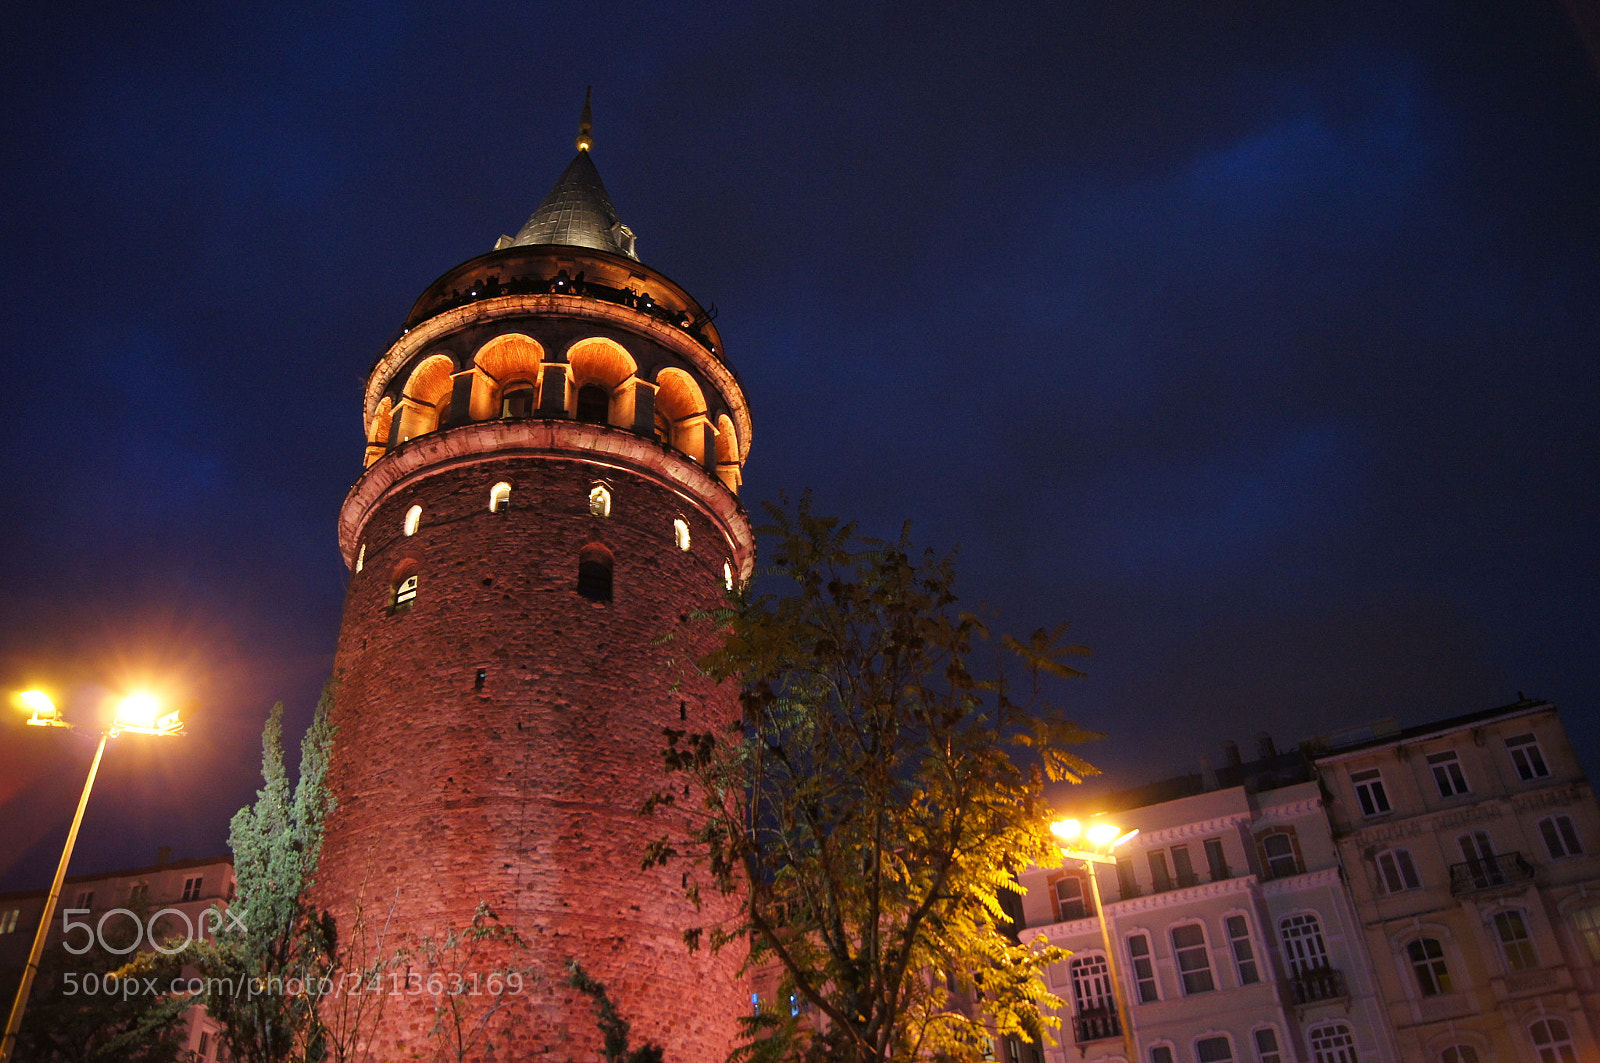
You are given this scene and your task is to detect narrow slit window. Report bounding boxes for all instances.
[674,518,691,552]
[355,542,365,573]
[589,484,612,518]
[403,505,422,536]
[577,546,614,602]
[489,482,511,513]
[393,575,418,611]
[723,560,735,591]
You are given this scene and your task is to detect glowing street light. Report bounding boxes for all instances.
[1,690,184,1063]
[1052,816,1140,1061]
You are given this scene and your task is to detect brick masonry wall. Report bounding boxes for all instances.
[313,447,751,1062]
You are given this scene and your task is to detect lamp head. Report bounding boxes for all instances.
[17,689,62,726]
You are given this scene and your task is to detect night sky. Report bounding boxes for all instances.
[2,1,1597,892]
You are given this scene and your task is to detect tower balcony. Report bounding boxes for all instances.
[1071,1006,1122,1045]
[1287,965,1348,1006]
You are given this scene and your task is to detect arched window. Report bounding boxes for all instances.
[577,544,613,602]
[1252,1028,1284,1063]
[1307,1022,1358,1063]
[1170,923,1214,995]
[1223,914,1259,985]
[576,383,610,424]
[489,482,511,513]
[1529,1018,1578,1063]
[1440,1046,1480,1063]
[393,575,418,612]
[1493,909,1538,970]
[673,518,691,552]
[1279,913,1329,976]
[403,505,422,536]
[723,560,735,592]
[355,542,365,573]
[1125,932,1158,1002]
[1195,1035,1233,1062]
[1407,937,1451,997]
[1068,953,1112,1014]
[589,484,612,518]
[1259,830,1300,879]
[1053,873,1090,922]
[1540,815,1583,859]
[1376,848,1421,893]
[1571,903,1600,962]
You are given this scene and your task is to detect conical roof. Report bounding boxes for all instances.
[505,149,638,260]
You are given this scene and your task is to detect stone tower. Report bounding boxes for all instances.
[313,106,754,1061]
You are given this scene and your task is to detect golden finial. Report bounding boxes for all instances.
[576,86,594,152]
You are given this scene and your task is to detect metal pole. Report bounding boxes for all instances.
[1084,858,1137,1063]
[1,731,110,1063]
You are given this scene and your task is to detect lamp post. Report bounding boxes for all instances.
[1,691,184,1063]
[1052,818,1140,1063]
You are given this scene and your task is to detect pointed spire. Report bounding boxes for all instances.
[499,91,638,260]
[576,86,594,153]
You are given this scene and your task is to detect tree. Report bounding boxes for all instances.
[643,498,1101,1063]
[197,691,336,1063]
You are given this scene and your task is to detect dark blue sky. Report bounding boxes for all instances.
[2,1,1597,890]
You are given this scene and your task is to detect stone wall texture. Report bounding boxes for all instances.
[312,444,751,1062]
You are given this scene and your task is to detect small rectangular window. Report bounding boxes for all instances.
[1127,932,1159,1003]
[1054,875,1089,922]
[1115,855,1140,899]
[1494,910,1538,970]
[1150,1049,1175,1063]
[1252,1028,1283,1063]
[1196,1035,1234,1063]
[1351,768,1391,816]
[1540,815,1583,859]
[74,891,93,909]
[1261,832,1300,879]
[1377,849,1421,892]
[1171,844,1197,888]
[1506,734,1551,780]
[1149,851,1173,892]
[182,877,203,902]
[1427,750,1470,797]
[1225,914,1260,985]
[1171,924,1215,995]
[1204,838,1230,882]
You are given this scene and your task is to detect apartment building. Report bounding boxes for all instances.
[1312,699,1600,1063]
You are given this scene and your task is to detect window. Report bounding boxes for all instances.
[501,383,536,419]
[1427,750,1470,797]
[723,560,735,592]
[1171,844,1198,887]
[1,909,18,934]
[1507,733,1551,780]
[588,484,611,517]
[576,383,609,424]
[1069,954,1113,1013]
[1171,923,1215,994]
[1440,1047,1480,1063]
[1127,932,1159,1002]
[1540,815,1583,859]
[1204,838,1230,881]
[1351,768,1391,816]
[1116,855,1140,899]
[393,575,418,611]
[1149,850,1173,892]
[1150,1049,1175,1063]
[673,518,691,551]
[1571,904,1600,962]
[355,542,365,573]
[1407,937,1451,996]
[1260,831,1300,879]
[1529,1018,1578,1063]
[1493,910,1538,970]
[1459,830,1495,867]
[130,883,149,906]
[74,891,93,909]
[1376,849,1421,893]
[182,877,203,902]
[1308,1022,1358,1063]
[1279,913,1329,976]
[1196,1036,1234,1062]
[403,504,422,536]
[489,482,511,513]
[197,1032,210,1058]
[577,545,614,602]
[1252,1028,1283,1063]
[1054,874,1089,922]
[1225,914,1260,985]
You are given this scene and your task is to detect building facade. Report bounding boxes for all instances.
[309,107,754,1061]
[1313,699,1600,1063]
[1017,744,1397,1063]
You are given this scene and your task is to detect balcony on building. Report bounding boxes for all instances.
[1449,852,1536,896]
[1071,1006,1122,1045]
[1287,965,1348,1006]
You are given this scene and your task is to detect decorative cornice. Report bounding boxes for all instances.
[1255,795,1324,826]
[1338,783,1591,847]
[1259,865,1341,897]
[364,294,752,462]
[338,420,753,575]
[1102,873,1259,915]
[1135,813,1251,847]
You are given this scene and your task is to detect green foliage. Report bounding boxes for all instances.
[400,903,537,1063]
[13,909,188,1063]
[565,960,664,1063]
[197,689,337,1063]
[644,496,1100,1063]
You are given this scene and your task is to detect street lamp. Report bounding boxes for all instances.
[1052,817,1140,1062]
[1,690,184,1063]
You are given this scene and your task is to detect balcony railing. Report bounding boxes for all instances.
[1449,852,1536,895]
[1288,965,1348,1005]
[1071,1006,1122,1044]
